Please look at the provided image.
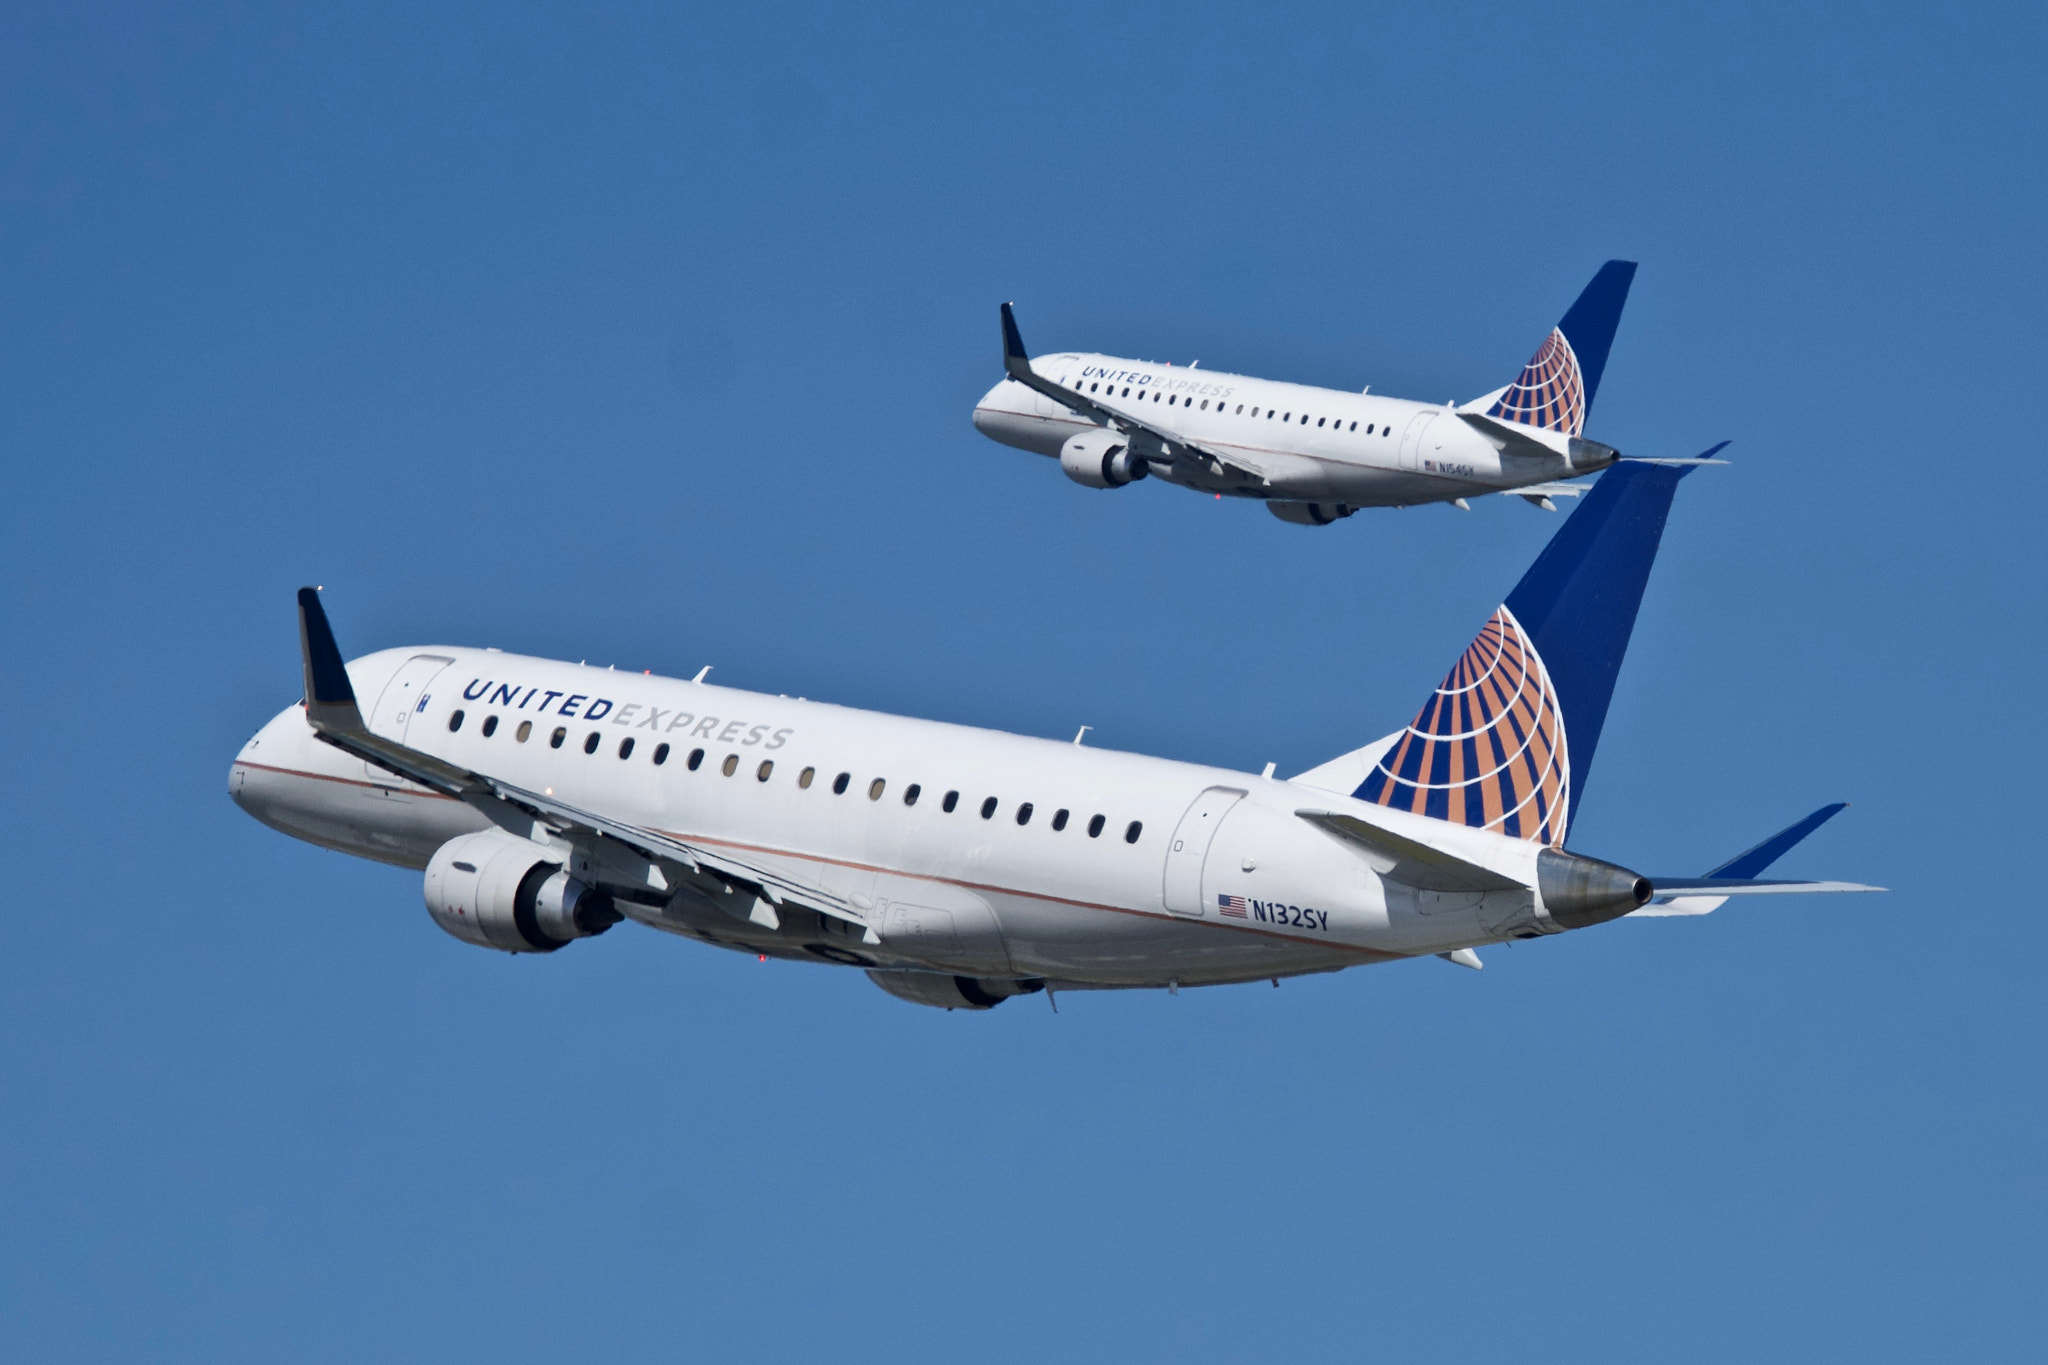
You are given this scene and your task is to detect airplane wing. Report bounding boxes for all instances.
[1001,303,1277,486]
[296,589,874,934]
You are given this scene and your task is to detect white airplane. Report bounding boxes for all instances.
[974,260,1725,524]
[231,464,1875,1010]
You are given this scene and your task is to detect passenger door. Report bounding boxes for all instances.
[1398,410,1439,472]
[1162,786,1246,917]
[362,654,455,793]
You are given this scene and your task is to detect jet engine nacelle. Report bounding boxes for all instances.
[865,969,1045,1010]
[1267,500,1354,526]
[423,828,622,953]
[1059,430,1147,488]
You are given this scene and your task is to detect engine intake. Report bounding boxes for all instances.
[1059,430,1147,488]
[424,829,622,953]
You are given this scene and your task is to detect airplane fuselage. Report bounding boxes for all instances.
[233,646,1549,990]
[973,353,1570,508]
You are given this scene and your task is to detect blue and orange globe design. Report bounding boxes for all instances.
[1487,327,1586,437]
[1357,606,1570,844]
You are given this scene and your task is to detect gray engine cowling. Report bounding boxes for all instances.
[865,970,1045,1011]
[1059,430,1148,488]
[423,829,622,953]
[1267,500,1354,526]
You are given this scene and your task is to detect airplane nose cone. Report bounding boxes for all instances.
[229,750,256,811]
[971,379,1011,433]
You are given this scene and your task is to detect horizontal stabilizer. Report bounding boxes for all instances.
[1296,809,1522,893]
[1644,877,1883,896]
[1620,440,1731,467]
[1499,481,1587,499]
[1630,802,1862,917]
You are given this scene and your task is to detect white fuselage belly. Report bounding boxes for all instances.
[972,353,1537,506]
[233,647,1539,987]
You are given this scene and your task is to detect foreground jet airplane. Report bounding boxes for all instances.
[974,261,1723,524]
[232,465,1874,1010]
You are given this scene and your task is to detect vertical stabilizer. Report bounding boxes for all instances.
[1354,461,1690,843]
[1487,260,1636,436]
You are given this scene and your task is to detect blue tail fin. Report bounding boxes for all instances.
[1486,260,1636,437]
[1354,460,1691,844]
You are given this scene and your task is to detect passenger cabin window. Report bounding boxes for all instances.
[481,715,498,737]
[868,778,886,800]
[943,790,960,812]
[583,731,601,754]
[448,710,465,732]
[515,720,532,742]
[653,743,670,765]
[1016,802,1034,825]
[1124,820,1144,844]
[722,753,739,776]
[798,766,815,789]
[1349,421,1357,431]
[550,727,567,749]
[618,737,635,759]
[1088,814,1106,838]
[688,747,705,770]
[980,796,998,819]
[757,760,773,782]
[1317,417,1325,427]
[1052,809,1069,831]
[904,783,921,806]
[833,772,850,794]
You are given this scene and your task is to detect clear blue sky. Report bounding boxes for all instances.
[3,3,2043,1360]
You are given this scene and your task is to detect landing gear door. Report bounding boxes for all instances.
[363,654,455,787]
[1162,786,1246,917]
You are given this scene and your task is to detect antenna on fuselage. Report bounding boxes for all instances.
[1073,725,1091,745]
[693,666,712,683]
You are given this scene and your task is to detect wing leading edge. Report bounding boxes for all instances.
[294,589,873,934]
[1000,303,1275,486]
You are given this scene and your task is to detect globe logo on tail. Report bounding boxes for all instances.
[1357,606,1570,844]
[1487,327,1586,437]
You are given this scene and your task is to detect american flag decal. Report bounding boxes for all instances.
[1217,894,1249,919]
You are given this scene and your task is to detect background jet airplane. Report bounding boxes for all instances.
[231,463,1875,1010]
[974,261,1723,524]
